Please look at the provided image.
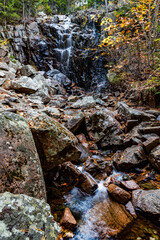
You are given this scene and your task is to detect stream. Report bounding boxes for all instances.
[44,15,160,240]
[0,11,160,240]
[62,164,160,240]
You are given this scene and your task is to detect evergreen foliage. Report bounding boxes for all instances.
[0,0,106,24]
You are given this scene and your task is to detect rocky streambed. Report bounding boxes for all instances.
[0,56,160,239]
[0,10,160,240]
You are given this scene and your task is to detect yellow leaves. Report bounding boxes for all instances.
[0,39,9,49]
[101,17,113,26]
[145,24,150,31]
[90,14,95,20]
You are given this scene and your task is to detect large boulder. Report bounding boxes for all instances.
[83,157,113,178]
[30,74,53,103]
[0,112,46,200]
[0,62,9,71]
[20,65,37,77]
[63,110,85,133]
[113,145,148,171]
[78,197,133,239]
[71,96,96,109]
[0,192,60,239]
[47,70,71,88]
[10,76,38,94]
[46,161,97,195]
[132,189,160,219]
[85,109,121,148]
[117,102,155,121]
[149,145,160,172]
[28,113,81,171]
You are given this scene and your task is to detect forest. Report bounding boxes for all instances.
[0,0,106,24]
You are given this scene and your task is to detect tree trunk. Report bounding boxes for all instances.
[105,0,108,13]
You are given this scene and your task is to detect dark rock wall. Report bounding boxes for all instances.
[0,10,109,91]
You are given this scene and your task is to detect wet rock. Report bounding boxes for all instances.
[113,145,148,171]
[60,207,77,230]
[120,180,140,191]
[47,70,71,88]
[132,189,160,219]
[117,102,155,121]
[0,112,46,200]
[78,173,98,194]
[125,201,137,218]
[143,136,159,153]
[0,192,60,239]
[81,197,133,239]
[28,113,81,171]
[10,76,38,94]
[108,184,131,203]
[77,143,89,163]
[124,124,142,144]
[47,161,96,194]
[83,157,112,178]
[149,145,160,172]
[54,161,81,187]
[71,96,96,109]
[21,65,37,77]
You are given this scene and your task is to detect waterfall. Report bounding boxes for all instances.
[53,16,73,76]
[3,11,109,92]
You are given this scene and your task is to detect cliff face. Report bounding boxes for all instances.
[0,10,110,91]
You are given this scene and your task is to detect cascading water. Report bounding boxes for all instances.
[40,13,109,91]
[54,16,73,75]
[1,11,109,92]
[64,167,125,240]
